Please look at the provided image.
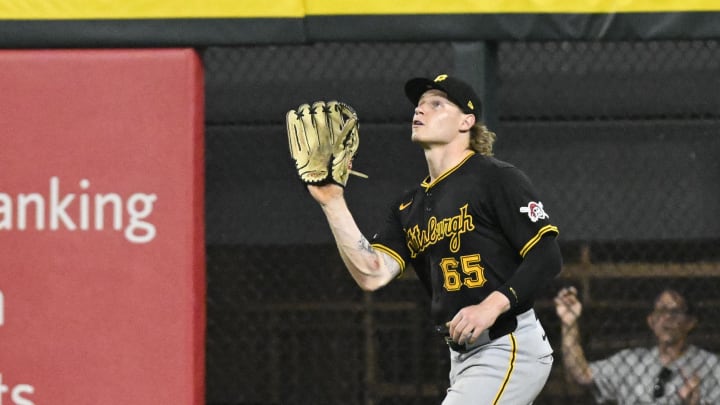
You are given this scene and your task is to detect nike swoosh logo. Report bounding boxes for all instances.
[399,200,413,211]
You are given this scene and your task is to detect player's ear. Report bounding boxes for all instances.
[459,113,475,131]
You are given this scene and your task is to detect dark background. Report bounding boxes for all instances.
[202,41,720,404]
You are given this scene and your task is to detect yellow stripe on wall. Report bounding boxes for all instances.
[1,0,720,20]
[0,0,305,19]
[308,0,720,15]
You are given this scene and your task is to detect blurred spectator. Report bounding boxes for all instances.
[555,286,720,404]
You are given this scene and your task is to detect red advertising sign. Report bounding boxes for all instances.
[0,49,205,404]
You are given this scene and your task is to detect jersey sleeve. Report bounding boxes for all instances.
[488,165,561,306]
[490,166,559,256]
[370,195,411,276]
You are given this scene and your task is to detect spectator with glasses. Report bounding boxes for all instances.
[554,286,720,404]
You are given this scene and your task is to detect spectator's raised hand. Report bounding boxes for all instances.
[555,286,583,326]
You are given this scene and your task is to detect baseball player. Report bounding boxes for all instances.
[298,74,562,404]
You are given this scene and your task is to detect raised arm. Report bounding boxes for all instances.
[554,286,595,386]
[308,183,400,291]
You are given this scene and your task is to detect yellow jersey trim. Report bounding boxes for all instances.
[371,243,406,277]
[519,225,559,257]
[421,152,475,191]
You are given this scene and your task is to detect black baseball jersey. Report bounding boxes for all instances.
[371,152,558,326]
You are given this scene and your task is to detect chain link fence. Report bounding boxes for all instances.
[203,40,720,404]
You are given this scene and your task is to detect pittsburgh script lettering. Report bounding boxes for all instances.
[0,177,157,244]
[405,204,475,258]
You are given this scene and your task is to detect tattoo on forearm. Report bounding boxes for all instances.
[358,237,374,253]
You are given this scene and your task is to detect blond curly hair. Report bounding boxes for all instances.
[469,123,496,156]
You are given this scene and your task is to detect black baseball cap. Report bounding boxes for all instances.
[404,74,482,120]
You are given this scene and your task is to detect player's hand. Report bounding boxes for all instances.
[554,286,583,326]
[448,292,509,345]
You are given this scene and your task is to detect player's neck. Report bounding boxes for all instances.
[423,145,473,181]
